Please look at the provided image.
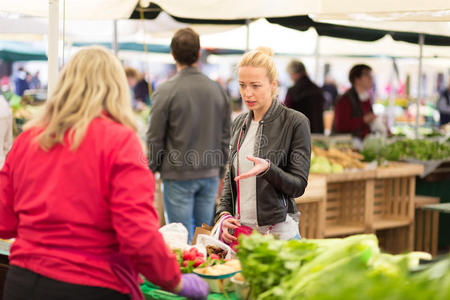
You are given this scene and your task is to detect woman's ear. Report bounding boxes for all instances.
[271,80,277,94]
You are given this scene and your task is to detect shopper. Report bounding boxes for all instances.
[125,67,139,110]
[438,78,450,126]
[215,47,311,244]
[0,94,12,168]
[147,28,231,242]
[134,73,151,106]
[333,64,376,140]
[285,60,325,134]
[13,67,29,97]
[0,46,208,300]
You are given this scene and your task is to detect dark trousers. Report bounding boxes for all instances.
[3,265,130,300]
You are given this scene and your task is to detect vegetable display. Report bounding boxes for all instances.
[362,136,450,162]
[173,247,223,274]
[237,233,449,300]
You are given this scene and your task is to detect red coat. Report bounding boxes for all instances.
[333,88,373,139]
[0,116,181,293]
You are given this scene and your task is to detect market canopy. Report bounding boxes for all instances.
[144,0,450,21]
[0,0,137,19]
[266,15,450,46]
[128,3,450,46]
[0,41,47,61]
[72,41,244,56]
[1,0,449,24]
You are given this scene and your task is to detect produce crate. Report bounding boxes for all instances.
[377,226,412,254]
[323,170,375,237]
[311,134,353,149]
[295,175,326,239]
[372,163,424,251]
[372,177,413,230]
[414,196,440,256]
[416,177,450,250]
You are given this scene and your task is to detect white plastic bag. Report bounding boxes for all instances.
[195,234,236,259]
[159,223,189,250]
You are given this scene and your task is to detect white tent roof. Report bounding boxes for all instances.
[200,19,450,59]
[311,19,450,37]
[1,0,449,22]
[0,12,241,43]
[146,0,318,20]
[315,0,450,22]
[0,0,138,19]
[150,0,450,22]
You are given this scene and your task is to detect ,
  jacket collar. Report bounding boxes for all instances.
[178,66,200,75]
[246,99,283,127]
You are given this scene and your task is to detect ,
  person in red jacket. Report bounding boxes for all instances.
[0,46,208,300]
[332,64,376,140]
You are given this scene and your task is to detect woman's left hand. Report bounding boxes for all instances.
[234,156,269,181]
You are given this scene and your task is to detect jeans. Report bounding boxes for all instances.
[3,265,129,300]
[163,176,219,242]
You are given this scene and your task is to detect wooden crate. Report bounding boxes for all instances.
[377,226,412,254]
[415,196,440,256]
[372,163,424,252]
[300,163,423,253]
[372,177,414,230]
[297,200,322,239]
[295,175,326,239]
[323,170,375,237]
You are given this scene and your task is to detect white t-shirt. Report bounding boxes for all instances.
[233,119,299,240]
[233,120,258,224]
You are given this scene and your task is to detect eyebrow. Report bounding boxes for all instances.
[239,81,262,84]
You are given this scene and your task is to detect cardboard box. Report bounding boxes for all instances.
[193,223,213,245]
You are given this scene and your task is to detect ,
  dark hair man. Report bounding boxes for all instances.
[333,64,377,140]
[284,60,325,134]
[146,28,231,242]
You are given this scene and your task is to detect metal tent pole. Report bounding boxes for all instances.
[245,19,250,52]
[113,19,119,56]
[415,33,424,139]
[314,35,321,83]
[48,0,59,97]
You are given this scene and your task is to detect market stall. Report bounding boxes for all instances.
[297,162,424,253]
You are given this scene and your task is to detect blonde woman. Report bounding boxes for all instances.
[0,47,208,300]
[215,47,311,244]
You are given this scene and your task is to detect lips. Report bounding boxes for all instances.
[245,100,257,106]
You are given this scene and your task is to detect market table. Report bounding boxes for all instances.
[295,163,425,253]
[422,203,450,214]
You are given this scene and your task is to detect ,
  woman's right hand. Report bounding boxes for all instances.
[221,217,241,244]
[178,274,209,300]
